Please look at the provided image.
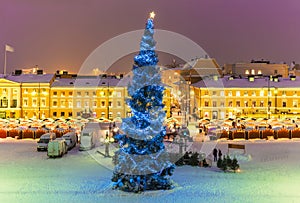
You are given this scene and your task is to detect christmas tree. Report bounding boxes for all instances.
[112,12,175,192]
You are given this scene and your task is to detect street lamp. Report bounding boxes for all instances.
[274,88,278,115]
[38,82,40,120]
[107,82,110,119]
[267,76,271,119]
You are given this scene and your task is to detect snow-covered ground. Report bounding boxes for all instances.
[1,138,300,203]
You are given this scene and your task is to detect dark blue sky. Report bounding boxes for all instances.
[1,0,300,74]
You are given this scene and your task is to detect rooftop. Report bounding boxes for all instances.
[192,76,300,88]
[6,74,55,83]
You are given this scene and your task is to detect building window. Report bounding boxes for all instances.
[220,101,224,107]
[68,101,73,108]
[244,91,248,96]
[244,101,248,107]
[32,99,37,107]
[204,91,209,96]
[260,101,264,107]
[212,101,217,107]
[61,92,65,97]
[258,70,262,75]
[76,101,81,108]
[212,91,217,96]
[228,91,232,96]
[101,101,105,107]
[23,98,28,107]
[282,91,286,96]
[236,101,240,107]
[77,112,81,117]
[12,99,17,108]
[109,101,112,107]
[77,92,81,97]
[293,101,297,108]
[268,91,272,97]
[84,101,89,107]
[220,91,224,97]
[85,91,89,96]
[204,101,209,107]
[53,101,57,107]
[61,100,65,107]
[293,91,297,96]
[274,70,278,74]
[252,101,256,107]
[53,112,57,117]
[236,91,240,97]
[93,91,96,96]
[228,101,233,107]
[251,69,255,75]
[268,101,271,107]
[24,89,28,94]
[41,99,46,107]
[53,91,57,96]
[252,91,256,96]
[260,90,264,97]
[282,101,286,107]
[61,112,65,117]
[117,101,121,107]
[1,97,8,107]
[68,112,72,117]
[69,91,73,96]
[93,101,97,107]
[245,70,249,75]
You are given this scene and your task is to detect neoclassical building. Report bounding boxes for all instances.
[0,72,172,119]
[191,75,300,119]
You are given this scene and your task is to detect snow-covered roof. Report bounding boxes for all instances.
[192,76,300,88]
[6,74,55,83]
[51,76,126,88]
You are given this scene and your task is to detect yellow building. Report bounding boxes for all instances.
[0,77,21,118]
[0,73,55,119]
[192,75,300,119]
[0,72,174,120]
[50,76,129,119]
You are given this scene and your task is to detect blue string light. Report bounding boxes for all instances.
[112,15,175,193]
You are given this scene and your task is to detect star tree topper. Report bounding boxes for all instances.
[149,11,155,19]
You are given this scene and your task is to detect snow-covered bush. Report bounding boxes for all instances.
[218,155,240,173]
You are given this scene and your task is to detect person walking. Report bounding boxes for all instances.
[213,148,218,162]
[218,149,222,160]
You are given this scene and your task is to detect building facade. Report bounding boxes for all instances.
[192,76,300,119]
[0,72,172,119]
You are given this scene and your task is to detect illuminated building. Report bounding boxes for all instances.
[191,75,300,119]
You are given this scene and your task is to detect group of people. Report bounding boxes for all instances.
[213,148,222,162]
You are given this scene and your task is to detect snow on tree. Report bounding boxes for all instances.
[112,12,175,192]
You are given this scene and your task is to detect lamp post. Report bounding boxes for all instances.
[105,131,110,157]
[38,82,40,120]
[267,76,270,119]
[107,82,110,120]
[274,88,278,115]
